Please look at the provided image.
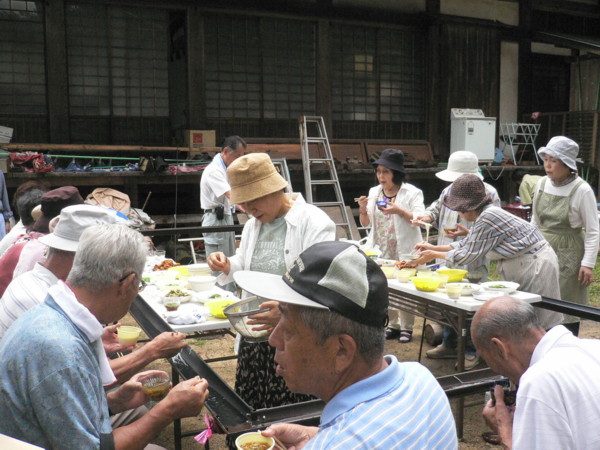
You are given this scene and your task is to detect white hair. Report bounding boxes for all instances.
[66,224,146,291]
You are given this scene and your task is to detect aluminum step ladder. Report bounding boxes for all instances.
[299,115,356,241]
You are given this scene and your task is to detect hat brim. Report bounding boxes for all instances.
[233,271,329,311]
[372,158,405,173]
[537,147,578,171]
[443,194,491,212]
[436,169,484,182]
[38,233,78,252]
[230,173,288,205]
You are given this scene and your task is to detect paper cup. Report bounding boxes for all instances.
[117,326,141,346]
[446,284,463,300]
[235,432,275,450]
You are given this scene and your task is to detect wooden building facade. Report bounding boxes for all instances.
[1,0,599,158]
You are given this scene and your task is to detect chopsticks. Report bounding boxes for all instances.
[273,436,288,450]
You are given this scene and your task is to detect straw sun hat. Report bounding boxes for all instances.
[228,153,288,204]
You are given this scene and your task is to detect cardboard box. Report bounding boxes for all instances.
[184,130,216,148]
[0,126,13,144]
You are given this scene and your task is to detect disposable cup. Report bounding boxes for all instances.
[235,432,275,450]
[446,284,463,300]
[139,372,170,402]
[117,326,141,346]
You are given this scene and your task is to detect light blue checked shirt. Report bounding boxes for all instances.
[304,355,458,450]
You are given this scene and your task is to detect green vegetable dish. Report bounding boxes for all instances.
[489,284,506,289]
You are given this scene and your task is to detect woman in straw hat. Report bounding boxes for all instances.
[356,148,425,344]
[414,174,563,332]
[208,153,335,412]
[531,136,599,336]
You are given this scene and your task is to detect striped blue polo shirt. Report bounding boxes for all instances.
[304,355,458,450]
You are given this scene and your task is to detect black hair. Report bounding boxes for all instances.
[16,188,46,226]
[221,135,247,153]
[512,169,527,183]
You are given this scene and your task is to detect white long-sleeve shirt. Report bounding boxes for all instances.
[531,176,599,268]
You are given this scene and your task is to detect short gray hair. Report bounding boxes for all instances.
[472,298,541,352]
[67,224,146,291]
[297,306,384,364]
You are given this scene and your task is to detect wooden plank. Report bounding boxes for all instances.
[44,0,70,143]
[187,8,205,129]
[2,144,219,153]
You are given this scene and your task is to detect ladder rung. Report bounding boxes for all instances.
[306,137,328,142]
[308,158,333,163]
[310,180,336,185]
[314,201,345,207]
[334,223,351,227]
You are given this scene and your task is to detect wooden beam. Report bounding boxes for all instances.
[316,19,332,136]
[44,0,70,143]
[186,7,205,129]
[2,143,219,153]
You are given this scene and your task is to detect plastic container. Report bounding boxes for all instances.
[224,297,271,342]
[446,283,463,299]
[206,299,239,319]
[235,432,275,450]
[410,276,442,292]
[436,268,468,283]
[188,275,217,292]
[117,326,142,346]
[187,263,212,277]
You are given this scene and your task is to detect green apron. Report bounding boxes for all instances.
[535,177,586,323]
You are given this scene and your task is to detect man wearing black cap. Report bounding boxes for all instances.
[234,241,457,449]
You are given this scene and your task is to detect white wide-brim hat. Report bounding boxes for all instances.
[39,204,128,252]
[537,136,583,172]
[436,150,484,182]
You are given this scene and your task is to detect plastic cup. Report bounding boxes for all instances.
[396,272,411,283]
[155,250,166,260]
[435,274,449,288]
[163,296,181,312]
[139,372,171,402]
[446,284,463,300]
[235,432,275,450]
[117,326,141,346]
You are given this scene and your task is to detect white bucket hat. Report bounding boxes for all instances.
[38,204,128,252]
[537,136,583,171]
[436,151,483,182]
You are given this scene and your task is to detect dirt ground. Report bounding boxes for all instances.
[122,314,600,449]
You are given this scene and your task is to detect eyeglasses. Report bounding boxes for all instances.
[119,272,146,291]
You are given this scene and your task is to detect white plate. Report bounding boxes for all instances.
[162,288,194,304]
[473,291,506,302]
[480,281,520,294]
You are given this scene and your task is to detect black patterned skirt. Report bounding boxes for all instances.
[235,338,314,409]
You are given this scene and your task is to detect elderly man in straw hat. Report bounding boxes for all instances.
[472,296,600,449]
[234,241,457,449]
[414,151,500,369]
[415,174,563,332]
[0,224,209,449]
[208,152,335,416]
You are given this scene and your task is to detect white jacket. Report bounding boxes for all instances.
[217,193,336,285]
[364,183,425,257]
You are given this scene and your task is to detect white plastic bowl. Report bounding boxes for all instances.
[188,275,217,292]
[187,263,212,277]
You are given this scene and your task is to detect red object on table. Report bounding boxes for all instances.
[503,203,531,221]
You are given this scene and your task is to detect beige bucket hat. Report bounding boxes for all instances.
[228,153,288,204]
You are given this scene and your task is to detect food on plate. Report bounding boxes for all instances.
[153,259,181,271]
[395,260,418,270]
[488,284,506,289]
[165,289,188,297]
[209,293,222,299]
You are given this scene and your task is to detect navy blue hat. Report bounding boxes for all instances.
[373,148,405,173]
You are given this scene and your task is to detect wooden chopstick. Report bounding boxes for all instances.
[273,436,288,450]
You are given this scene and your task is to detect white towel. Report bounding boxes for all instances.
[49,281,117,386]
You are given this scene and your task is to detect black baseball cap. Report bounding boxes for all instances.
[233,241,389,327]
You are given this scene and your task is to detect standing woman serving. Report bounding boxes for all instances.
[531,136,599,336]
[208,153,335,412]
[357,149,424,343]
